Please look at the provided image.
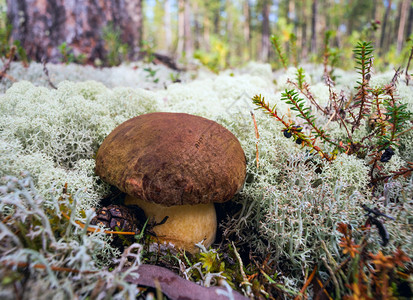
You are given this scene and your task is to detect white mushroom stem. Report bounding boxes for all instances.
[125,195,217,254]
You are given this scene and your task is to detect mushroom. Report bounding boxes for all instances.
[95,112,246,253]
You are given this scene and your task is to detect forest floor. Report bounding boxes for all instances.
[0,60,412,299]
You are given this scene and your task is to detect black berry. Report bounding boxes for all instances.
[380,147,394,162]
[283,129,292,138]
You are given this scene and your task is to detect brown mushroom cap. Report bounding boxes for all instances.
[95,112,246,206]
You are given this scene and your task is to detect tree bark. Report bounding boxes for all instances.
[163,0,172,53]
[260,0,270,61]
[177,0,185,56]
[243,0,251,60]
[6,0,143,63]
[225,0,232,65]
[203,12,211,51]
[407,1,413,39]
[397,0,411,53]
[183,0,193,58]
[380,0,392,54]
[192,1,201,50]
[300,1,309,60]
[311,0,318,54]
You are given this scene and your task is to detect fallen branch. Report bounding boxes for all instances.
[0,45,17,83]
[405,46,413,86]
[294,266,317,300]
[42,57,57,89]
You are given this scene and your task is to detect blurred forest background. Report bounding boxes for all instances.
[1,0,413,71]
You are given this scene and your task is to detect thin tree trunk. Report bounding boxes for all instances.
[203,13,211,51]
[243,0,251,60]
[183,0,193,58]
[260,0,270,61]
[214,3,220,35]
[380,0,392,54]
[374,0,383,47]
[225,0,232,66]
[397,0,411,53]
[163,0,172,53]
[193,2,201,50]
[347,0,354,34]
[301,1,309,60]
[407,1,413,39]
[177,0,185,56]
[288,0,296,25]
[311,0,318,54]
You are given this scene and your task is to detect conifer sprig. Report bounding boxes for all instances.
[380,83,413,150]
[252,94,289,127]
[296,67,305,90]
[288,68,328,114]
[352,41,374,131]
[290,33,298,68]
[252,93,332,160]
[270,35,288,70]
[281,89,340,150]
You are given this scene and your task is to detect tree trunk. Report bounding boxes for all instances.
[214,4,220,35]
[260,0,270,61]
[380,0,392,54]
[243,0,251,60]
[163,0,172,53]
[407,1,413,39]
[311,0,318,54]
[203,13,211,51]
[300,1,308,60]
[6,0,143,63]
[193,1,201,50]
[183,0,193,59]
[177,0,185,56]
[397,0,411,53]
[225,0,232,66]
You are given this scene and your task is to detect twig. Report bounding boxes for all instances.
[251,111,260,168]
[405,46,413,85]
[321,257,340,299]
[0,45,17,82]
[315,277,332,300]
[41,57,57,89]
[294,266,317,300]
[232,241,253,299]
[287,79,328,115]
[370,165,413,184]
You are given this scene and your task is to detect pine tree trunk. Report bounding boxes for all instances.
[397,0,411,53]
[311,0,318,54]
[6,0,143,63]
[407,2,413,39]
[177,0,185,56]
[203,13,211,51]
[163,0,172,53]
[260,0,270,61]
[380,0,392,54]
[183,0,193,59]
[193,2,201,50]
[301,2,309,60]
[225,0,232,66]
[243,0,251,60]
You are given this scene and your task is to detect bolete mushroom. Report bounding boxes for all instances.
[95,112,246,253]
